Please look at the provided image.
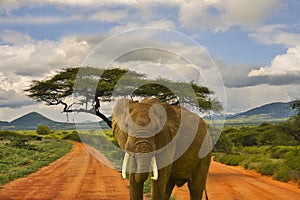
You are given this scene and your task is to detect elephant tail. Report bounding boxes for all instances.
[204,187,209,200]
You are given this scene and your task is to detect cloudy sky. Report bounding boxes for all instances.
[0,0,300,122]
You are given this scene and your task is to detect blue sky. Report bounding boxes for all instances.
[0,0,299,122]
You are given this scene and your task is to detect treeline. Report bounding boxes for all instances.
[215,115,300,153]
[213,115,300,185]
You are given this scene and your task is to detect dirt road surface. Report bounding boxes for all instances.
[1,142,299,200]
[0,142,131,200]
[173,160,300,200]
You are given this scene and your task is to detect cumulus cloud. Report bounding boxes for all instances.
[247,23,300,85]
[178,0,281,31]
[0,30,93,77]
[221,0,280,27]
[108,20,176,34]
[0,89,34,108]
[0,0,282,31]
[249,24,300,47]
[249,46,300,77]
[0,30,102,108]
[90,9,128,23]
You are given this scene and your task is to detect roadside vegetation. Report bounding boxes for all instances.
[0,129,73,187]
[214,114,300,185]
[64,129,124,169]
[0,126,146,194]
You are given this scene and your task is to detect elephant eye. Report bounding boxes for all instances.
[124,123,129,129]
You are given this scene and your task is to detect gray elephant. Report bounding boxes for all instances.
[112,98,212,200]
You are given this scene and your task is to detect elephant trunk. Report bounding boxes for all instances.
[135,154,151,183]
[135,155,158,183]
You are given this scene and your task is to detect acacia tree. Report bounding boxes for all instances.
[24,67,221,128]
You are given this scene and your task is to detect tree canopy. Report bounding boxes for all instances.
[24,67,222,128]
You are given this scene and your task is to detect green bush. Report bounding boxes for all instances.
[213,134,234,153]
[36,125,51,135]
[270,146,295,159]
[274,168,290,182]
[284,148,300,171]
[242,146,270,154]
[257,162,280,176]
[217,154,245,166]
[62,131,81,142]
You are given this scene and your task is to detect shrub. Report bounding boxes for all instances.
[36,125,51,135]
[274,168,290,182]
[62,131,81,142]
[270,146,295,159]
[218,154,245,166]
[257,162,280,176]
[284,148,300,171]
[214,134,234,153]
[242,146,270,154]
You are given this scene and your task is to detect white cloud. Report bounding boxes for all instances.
[249,46,300,77]
[178,0,281,31]
[248,23,300,83]
[178,1,227,31]
[91,9,128,23]
[0,0,100,11]
[0,30,92,76]
[222,0,280,27]
[0,15,82,25]
[0,30,97,108]
[108,20,176,34]
[249,24,300,47]
[0,0,282,31]
[0,88,34,108]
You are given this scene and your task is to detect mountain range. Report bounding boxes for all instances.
[226,101,297,120]
[0,101,298,130]
[0,112,110,130]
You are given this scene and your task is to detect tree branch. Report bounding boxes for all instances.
[47,98,112,128]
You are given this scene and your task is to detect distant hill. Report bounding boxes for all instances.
[10,112,59,127]
[1,101,298,130]
[227,101,297,120]
[204,101,298,126]
[0,112,111,130]
[0,121,9,126]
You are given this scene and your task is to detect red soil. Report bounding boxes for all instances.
[0,142,131,200]
[173,160,300,200]
[1,142,299,200]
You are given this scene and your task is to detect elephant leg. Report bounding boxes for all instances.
[188,153,211,200]
[130,173,144,200]
[164,178,175,200]
[151,166,172,200]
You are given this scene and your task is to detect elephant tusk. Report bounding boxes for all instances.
[151,156,158,180]
[122,152,130,179]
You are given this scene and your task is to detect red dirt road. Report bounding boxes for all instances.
[1,142,299,200]
[0,142,130,200]
[173,160,300,200]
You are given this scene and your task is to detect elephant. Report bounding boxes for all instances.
[112,98,212,200]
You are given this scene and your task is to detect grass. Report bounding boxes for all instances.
[0,131,73,187]
[213,145,300,185]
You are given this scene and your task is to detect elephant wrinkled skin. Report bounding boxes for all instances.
[112,98,212,200]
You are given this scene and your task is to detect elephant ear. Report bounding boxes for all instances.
[148,103,167,131]
[112,98,133,132]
